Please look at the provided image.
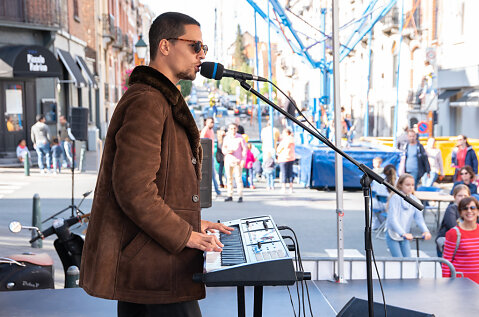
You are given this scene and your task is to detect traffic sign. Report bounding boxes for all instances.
[417,121,429,133]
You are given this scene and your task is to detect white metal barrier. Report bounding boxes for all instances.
[297,256,456,281]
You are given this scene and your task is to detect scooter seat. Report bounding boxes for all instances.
[7,253,54,266]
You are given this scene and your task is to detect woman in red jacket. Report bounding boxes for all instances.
[442,196,479,283]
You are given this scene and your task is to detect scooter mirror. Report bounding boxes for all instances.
[83,190,92,198]
[9,221,22,233]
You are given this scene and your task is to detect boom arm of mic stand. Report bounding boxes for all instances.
[238,80,423,211]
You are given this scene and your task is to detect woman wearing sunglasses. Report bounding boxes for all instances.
[450,165,477,195]
[442,196,479,283]
[451,135,478,182]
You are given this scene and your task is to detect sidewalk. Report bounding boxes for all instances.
[0,150,444,288]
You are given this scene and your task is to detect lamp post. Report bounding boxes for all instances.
[135,35,147,66]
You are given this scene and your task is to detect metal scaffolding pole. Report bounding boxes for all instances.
[254,12,262,136]
[393,0,405,148]
[332,0,345,283]
[267,0,275,150]
[364,30,373,137]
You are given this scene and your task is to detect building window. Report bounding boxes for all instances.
[73,0,80,22]
[392,54,398,87]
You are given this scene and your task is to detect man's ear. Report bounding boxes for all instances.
[158,39,170,56]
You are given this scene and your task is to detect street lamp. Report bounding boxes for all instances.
[135,35,148,65]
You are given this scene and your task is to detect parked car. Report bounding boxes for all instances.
[201,106,229,119]
[219,95,237,110]
[233,104,252,116]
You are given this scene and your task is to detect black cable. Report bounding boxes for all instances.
[280,226,314,316]
[283,236,298,317]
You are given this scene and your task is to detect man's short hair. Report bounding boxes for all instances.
[149,12,200,60]
[407,129,416,135]
[36,114,45,122]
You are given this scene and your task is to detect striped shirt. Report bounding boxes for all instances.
[442,226,479,284]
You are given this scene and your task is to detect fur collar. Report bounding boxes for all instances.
[129,66,202,179]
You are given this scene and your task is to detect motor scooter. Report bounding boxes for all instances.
[0,214,88,291]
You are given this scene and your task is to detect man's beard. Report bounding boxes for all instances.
[177,70,196,81]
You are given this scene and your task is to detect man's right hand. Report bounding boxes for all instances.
[186,231,224,252]
[403,233,414,240]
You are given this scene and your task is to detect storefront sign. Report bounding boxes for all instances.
[27,53,48,72]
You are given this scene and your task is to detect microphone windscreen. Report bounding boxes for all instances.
[200,62,224,80]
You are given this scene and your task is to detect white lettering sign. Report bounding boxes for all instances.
[27,53,48,72]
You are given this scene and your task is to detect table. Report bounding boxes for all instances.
[414,191,454,231]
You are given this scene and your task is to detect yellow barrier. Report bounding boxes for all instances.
[362,136,479,176]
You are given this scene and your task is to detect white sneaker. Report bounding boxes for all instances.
[40,169,46,175]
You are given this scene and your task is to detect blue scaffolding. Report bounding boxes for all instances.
[246,0,400,142]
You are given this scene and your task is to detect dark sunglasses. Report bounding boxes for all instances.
[168,38,208,55]
[462,206,478,211]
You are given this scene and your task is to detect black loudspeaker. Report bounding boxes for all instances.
[337,297,435,317]
[70,108,89,141]
[200,138,212,209]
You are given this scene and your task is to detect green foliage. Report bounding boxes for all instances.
[259,79,278,104]
[220,24,254,104]
[178,80,192,97]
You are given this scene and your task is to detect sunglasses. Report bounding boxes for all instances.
[168,38,208,55]
[462,206,478,211]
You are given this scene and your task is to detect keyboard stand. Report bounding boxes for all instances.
[236,285,264,317]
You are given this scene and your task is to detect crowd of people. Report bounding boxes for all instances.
[199,116,297,203]
[372,131,479,283]
[23,114,74,174]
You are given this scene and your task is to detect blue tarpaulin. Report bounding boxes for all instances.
[298,143,402,189]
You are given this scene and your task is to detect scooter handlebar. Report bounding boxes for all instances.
[29,216,81,243]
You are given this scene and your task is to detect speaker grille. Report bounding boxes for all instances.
[70,108,89,141]
[200,138,212,209]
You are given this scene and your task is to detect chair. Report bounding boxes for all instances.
[416,186,442,231]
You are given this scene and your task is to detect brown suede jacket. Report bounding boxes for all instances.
[79,66,204,304]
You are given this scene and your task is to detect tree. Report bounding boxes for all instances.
[178,80,192,97]
[223,25,254,103]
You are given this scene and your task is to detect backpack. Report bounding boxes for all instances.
[451,226,461,262]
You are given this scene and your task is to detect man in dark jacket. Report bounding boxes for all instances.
[403,129,430,188]
[80,12,232,317]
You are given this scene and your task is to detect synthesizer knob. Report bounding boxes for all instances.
[257,241,262,249]
[263,220,268,229]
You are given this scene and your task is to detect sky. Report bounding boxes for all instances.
[139,0,281,63]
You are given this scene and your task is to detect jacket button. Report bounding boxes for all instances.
[192,195,199,203]
[191,158,197,165]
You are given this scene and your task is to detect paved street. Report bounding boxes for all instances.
[0,150,445,288]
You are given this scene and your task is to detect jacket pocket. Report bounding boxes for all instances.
[118,233,173,292]
[121,231,150,260]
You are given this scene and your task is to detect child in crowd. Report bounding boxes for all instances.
[372,156,383,174]
[262,150,276,190]
[244,143,256,189]
[51,138,63,174]
[16,139,29,164]
[386,174,431,257]
[371,164,397,230]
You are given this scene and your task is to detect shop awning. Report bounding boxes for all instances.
[57,49,87,88]
[0,45,61,78]
[76,56,98,89]
[438,89,460,100]
[450,90,479,107]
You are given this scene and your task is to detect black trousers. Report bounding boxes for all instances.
[117,300,202,317]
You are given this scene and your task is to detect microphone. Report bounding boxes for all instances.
[200,62,267,82]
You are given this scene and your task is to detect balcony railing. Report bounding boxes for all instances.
[122,34,133,54]
[382,6,400,35]
[112,27,123,48]
[0,0,60,28]
[102,14,115,40]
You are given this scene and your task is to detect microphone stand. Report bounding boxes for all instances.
[238,79,423,317]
